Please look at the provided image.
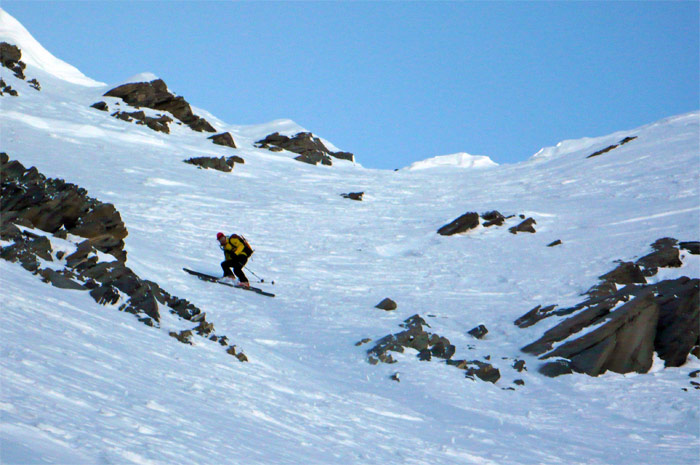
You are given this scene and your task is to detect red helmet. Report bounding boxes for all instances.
[216,232,225,240]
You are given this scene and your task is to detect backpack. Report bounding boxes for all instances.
[230,234,254,256]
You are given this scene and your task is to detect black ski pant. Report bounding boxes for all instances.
[221,255,249,283]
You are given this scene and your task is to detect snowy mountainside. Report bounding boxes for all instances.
[1,9,699,465]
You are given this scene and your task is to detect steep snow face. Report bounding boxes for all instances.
[0,8,103,87]
[406,152,498,170]
[1,10,700,465]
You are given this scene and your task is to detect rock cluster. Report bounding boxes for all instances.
[0,78,18,96]
[112,110,173,134]
[0,42,40,93]
[586,136,637,159]
[255,132,354,166]
[0,154,246,361]
[438,210,534,236]
[0,42,26,79]
[104,79,216,133]
[517,238,699,376]
[184,155,243,172]
[365,315,502,383]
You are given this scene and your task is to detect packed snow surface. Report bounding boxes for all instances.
[1,9,699,465]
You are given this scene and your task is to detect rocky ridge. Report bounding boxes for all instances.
[517,238,699,377]
[0,153,248,362]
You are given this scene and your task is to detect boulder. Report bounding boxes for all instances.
[481,211,505,227]
[208,132,237,149]
[680,241,700,255]
[341,192,364,201]
[509,217,536,234]
[375,297,397,311]
[438,212,480,236]
[91,102,109,111]
[467,324,488,339]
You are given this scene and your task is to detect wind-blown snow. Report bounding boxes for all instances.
[1,8,699,465]
[407,152,498,170]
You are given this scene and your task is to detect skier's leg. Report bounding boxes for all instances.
[221,260,235,277]
[232,256,249,284]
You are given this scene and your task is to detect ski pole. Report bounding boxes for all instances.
[245,266,272,284]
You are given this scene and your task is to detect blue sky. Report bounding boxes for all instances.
[4,1,699,169]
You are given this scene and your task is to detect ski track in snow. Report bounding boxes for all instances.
[1,10,699,465]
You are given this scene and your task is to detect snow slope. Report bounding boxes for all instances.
[1,9,699,465]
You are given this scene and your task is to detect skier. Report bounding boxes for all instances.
[216,232,251,288]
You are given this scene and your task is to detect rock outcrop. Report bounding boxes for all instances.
[586,136,637,159]
[0,153,246,361]
[0,42,26,79]
[255,132,354,166]
[517,238,699,377]
[104,79,216,133]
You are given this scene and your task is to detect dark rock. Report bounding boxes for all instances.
[690,370,700,378]
[586,136,636,159]
[28,79,41,91]
[104,79,216,133]
[91,101,109,111]
[513,360,526,372]
[481,211,505,227]
[208,132,237,149]
[514,379,525,386]
[0,42,26,79]
[653,277,699,367]
[438,212,480,236]
[463,360,501,383]
[375,297,397,311]
[355,338,372,346]
[90,284,121,305]
[636,239,681,275]
[467,325,488,339]
[170,330,193,345]
[509,217,536,234]
[341,192,364,201]
[680,242,700,255]
[547,240,562,247]
[39,268,85,290]
[390,372,400,382]
[184,156,232,173]
[600,262,646,285]
[542,292,660,376]
[227,155,245,165]
[226,345,248,362]
[255,132,354,166]
[539,360,573,377]
[514,305,558,329]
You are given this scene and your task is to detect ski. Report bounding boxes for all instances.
[183,268,275,297]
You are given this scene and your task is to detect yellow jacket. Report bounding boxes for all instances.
[223,235,248,260]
